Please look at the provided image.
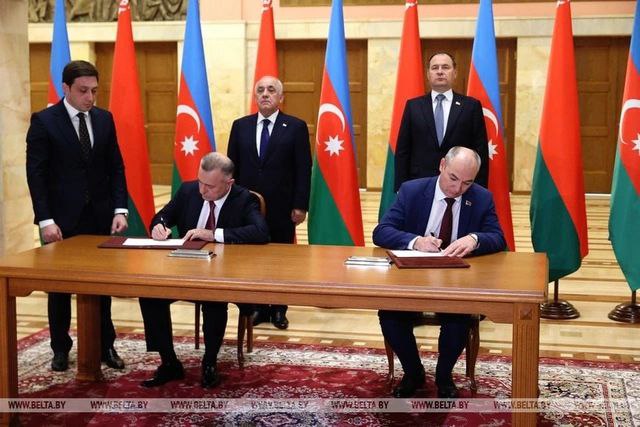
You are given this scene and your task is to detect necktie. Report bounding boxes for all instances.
[207,201,216,231]
[77,112,92,160]
[434,93,445,146]
[259,118,270,160]
[439,197,456,249]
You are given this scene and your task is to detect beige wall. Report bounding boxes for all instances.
[28,3,636,190]
[1,0,33,256]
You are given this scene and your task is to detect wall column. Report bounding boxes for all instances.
[0,0,34,255]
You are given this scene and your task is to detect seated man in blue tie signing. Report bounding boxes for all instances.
[139,152,269,389]
[373,146,506,398]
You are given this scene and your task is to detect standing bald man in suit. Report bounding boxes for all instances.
[26,60,128,373]
[227,75,312,330]
[394,52,489,191]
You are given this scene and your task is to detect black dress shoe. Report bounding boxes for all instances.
[51,352,69,372]
[393,370,426,398]
[201,364,222,389]
[252,310,271,326]
[141,362,185,388]
[271,311,289,330]
[437,382,459,399]
[101,347,125,369]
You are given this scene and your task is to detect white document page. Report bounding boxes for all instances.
[122,238,185,247]
[389,250,445,257]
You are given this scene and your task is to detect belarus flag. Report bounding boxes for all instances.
[530,0,588,282]
[109,0,155,236]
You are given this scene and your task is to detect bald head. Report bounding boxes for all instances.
[438,146,482,198]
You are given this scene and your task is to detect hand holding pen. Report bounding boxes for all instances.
[429,232,443,252]
[151,216,171,241]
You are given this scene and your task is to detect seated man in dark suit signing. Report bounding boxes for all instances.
[373,146,505,398]
[139,152,269,389]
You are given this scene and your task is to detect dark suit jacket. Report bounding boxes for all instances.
[373,176,505,255]
[394,92,489,191]
[150,182,269,244]
[26,100,127,236]
[227,111,311,243]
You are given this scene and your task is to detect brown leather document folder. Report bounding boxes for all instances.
[386,250,470,269]
[98,236,208,250]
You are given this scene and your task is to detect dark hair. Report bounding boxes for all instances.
[62,60,99,86]
[428,52,457,69]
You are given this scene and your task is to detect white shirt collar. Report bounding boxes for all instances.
[431,89,453,103]
[212,185,232,209]
[63,97,89,119]
[257,110,279,124]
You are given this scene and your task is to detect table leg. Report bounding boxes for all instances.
[0,278,18,426]
[76,295,102,381]
[511,302,540,427]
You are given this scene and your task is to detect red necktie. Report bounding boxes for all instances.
[207,201,216,230]
[439,198,455,248]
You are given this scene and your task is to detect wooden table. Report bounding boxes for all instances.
[0,235,547,426]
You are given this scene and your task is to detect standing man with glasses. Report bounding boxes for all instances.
[26,60,128,372]
[394,52,489,192]
[228,75,312,330]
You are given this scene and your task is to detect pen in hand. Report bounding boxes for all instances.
[430,232,443,252]
[159,216,168,231]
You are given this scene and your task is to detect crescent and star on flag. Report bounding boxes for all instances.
[317,103,346,157]
[619,98,640,156]
[482,107,500,160]
[175,104,201,156]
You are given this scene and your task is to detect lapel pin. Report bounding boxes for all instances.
[455,101,461,106]
[282,123,287,127]
[465,200,472,206]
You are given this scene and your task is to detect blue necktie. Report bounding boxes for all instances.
[434,94,445,146]
[259,118,270,160]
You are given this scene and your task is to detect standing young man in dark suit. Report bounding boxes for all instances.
[26,60,128,372]
[139,152,269,389]
[394,52,489,191]
[374,147,505,399]
[227,75,311,330]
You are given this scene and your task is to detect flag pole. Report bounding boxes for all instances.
[540,279,580,319]
[608,290,640,323]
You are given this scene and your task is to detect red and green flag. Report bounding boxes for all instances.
[172,0,215,193]
[378,0,424,220]
[308,0,364,246]
[530,0,588,281]
[250,0,278,114]
[609,0,640,292]
[109,0,155,236]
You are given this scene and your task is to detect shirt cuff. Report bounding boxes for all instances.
[39,219,55,228]
[114,209,128,216]
[407,236,419,250]
[214,228,224,243]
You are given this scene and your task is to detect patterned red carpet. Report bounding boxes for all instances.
[15,330,640,426]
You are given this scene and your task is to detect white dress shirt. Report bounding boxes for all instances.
[431,89,454,138]
[197,186,231,243]
[255,110,279,156]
